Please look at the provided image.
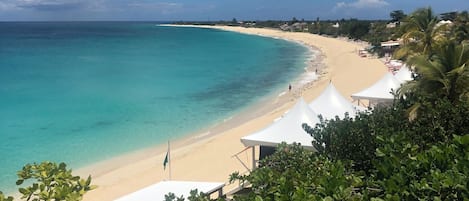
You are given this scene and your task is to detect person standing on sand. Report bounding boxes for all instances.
[289,84,292,92]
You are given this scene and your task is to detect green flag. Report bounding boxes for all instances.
[163,151,169,170]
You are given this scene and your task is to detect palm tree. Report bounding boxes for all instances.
[394,7,446,60]
[398,41,469,119]
[452,11,469,43]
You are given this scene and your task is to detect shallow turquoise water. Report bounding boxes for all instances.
[0,22,309,193]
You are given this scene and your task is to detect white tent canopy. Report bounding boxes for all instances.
[381,40,400,47]
[114,181,225,201]
[309,82,366,119]
[394,65,413,83]
[351,72,402,104]
[241,98,319,149]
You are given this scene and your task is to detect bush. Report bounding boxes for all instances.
[368,134,469,200]
[231,143,363,201]
[305,98,469,173]
[0,192,13,201]
[1,161,96,201]
[304,105,406,172]
[403,98,469,145]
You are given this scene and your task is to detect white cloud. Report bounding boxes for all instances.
[0,0,85,11]
[127,2,183,14]
[335,2,347,8]
[335,0,389,9]
[17,0,73,7]
[0,2,17,11]
[84,0,107,12]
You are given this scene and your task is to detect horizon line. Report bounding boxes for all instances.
[0,18,394,23]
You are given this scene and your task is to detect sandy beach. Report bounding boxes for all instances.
[81,25,387,201]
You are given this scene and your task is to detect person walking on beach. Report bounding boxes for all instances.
[289,84,292,92]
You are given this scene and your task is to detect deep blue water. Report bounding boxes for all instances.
[0,22,309,193]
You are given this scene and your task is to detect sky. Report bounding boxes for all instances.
[0,0,467,21]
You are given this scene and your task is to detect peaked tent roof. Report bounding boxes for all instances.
[394,65,413,82]
[241,98,319,148]
[114,181,225,201]
[309,82,365,119]
[351,72,402,101]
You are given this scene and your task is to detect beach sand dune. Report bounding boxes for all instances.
[81,26,386,201]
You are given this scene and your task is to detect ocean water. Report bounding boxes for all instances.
[0,22,309,193]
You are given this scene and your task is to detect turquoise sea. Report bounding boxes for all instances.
[0,22,309,193]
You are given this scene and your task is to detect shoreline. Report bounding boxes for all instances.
[79,25,387,201]
[75,25,321,178]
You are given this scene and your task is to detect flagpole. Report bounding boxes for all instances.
[168,140,172,180]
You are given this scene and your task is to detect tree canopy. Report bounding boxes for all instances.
[390,10,406,23]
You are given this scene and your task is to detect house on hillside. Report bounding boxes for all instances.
[280,23,290,31]
[280,22,308,32]
[381,39,402,59]
[436,20,453,28]
[240,21,256,27]
[292,22,308,32]
[386,22,398,28]
[332,22,340,28]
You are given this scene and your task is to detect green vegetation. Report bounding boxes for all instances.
[390,10,406,24]
[2,6,467,201]
[0,162,95,201]
[230,143,363,201]
[396,8,469,120]
[177,8,468,58]
[164,189,223,201]
[0,192,13,201]
[395,7,441,59]
[399,41,469,120]
[172,7,469,201]
[452,11,469,43]
[403,41,469,102]
[222,96,468,200]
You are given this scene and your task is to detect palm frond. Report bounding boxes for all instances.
[396,81,418,99]
[409,55,445,81]
[407,102,421,122]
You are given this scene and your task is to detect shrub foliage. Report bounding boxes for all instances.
[1,162,95,201]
